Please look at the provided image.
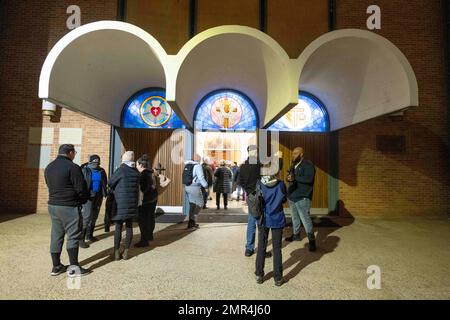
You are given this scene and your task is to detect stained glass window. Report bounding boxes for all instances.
[268,92,329,132]
[121,88,184,129]
[194,90,258,131]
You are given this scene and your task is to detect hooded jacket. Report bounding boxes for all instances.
[80,162,108,198]
[259,177,287,229]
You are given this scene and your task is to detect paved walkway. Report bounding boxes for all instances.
[0,213,449,299]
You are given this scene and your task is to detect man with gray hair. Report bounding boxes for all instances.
[44,144,91,277]
[285,147,317,251]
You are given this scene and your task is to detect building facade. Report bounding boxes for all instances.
[0,0,448,217]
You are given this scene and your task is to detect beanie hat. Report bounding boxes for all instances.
[89,154,100,164]
[122,151,134,163]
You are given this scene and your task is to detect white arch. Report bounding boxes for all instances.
[39,21,168,125]
[38,23,418,131]
[293,29,419,131]
[170,25,298,127]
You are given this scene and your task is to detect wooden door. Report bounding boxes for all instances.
[118,128,184,206]
[278,132,329,208]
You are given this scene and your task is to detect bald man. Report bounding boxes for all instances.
[285,147,316,251]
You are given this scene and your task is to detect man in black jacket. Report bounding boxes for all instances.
[44,144,91,277]
[80,154,107,247]
[285,147,317,251]
[239,145,262,257]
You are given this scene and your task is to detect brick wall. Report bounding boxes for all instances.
[336,0,450,216]
[0,0,448,217]
[0,0,116,213]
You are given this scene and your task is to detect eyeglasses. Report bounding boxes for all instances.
[70,150,77,155]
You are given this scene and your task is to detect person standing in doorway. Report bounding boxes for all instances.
[135,154,158,248]
[285,147,317,252]
[214,160,233,210]
[231,161,239,200]
[201,160,214,209]
[183,154,208,229]
[108,151,140,260]
[255,164,287,286]
[239,145,262,257]
[44,144,91,277]
[80,155,107,248]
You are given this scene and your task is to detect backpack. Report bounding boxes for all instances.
[247,182,265,220]
[182,163,196,186]
[90,170,102,193]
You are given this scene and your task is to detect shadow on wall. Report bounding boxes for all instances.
[338,117,450,188]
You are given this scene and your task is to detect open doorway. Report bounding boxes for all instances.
[195,131,256,213]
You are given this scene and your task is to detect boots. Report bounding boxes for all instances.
[86,225,98,242]
[114,249,121,261]
[187,219,199,229]
[79,229,89,248]
[123,249,129,260]
[307,233,317,252]
[285,233,300,242]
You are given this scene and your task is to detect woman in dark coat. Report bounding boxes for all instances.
[214,160,233,210]
[135,154,158,248]
[108,151,140,261]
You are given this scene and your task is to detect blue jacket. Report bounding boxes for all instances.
[258,178,287,229]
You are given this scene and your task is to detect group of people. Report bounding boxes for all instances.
[44,144,162,277]
[183,145,317,286]
[45,143,317,286]
[199,159,243,211]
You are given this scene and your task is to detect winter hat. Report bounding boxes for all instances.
[122,151,134,163]
[89,154,100,164]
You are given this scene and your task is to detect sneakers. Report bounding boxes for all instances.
[67,265,91,278]
[245,249,254,257]
[256,275,264,284]
[50,264,67,276]
[285,234,300,242]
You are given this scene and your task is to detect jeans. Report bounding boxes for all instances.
[82,195,103,236]
[245,196,258,251]
[255,227,283,281]
[236,185,242,201]
[289,198,314,235]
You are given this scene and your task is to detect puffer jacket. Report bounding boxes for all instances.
[258,177,287,229]
[214,166,233,194]
[108,164,140,221]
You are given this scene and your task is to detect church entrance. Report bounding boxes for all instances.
[195,131,256,213]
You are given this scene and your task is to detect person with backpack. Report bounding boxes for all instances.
[183,155,208,229]
[135,154,158,248]
[80,155,107,248]
[108,151,140,261]
[214,160,233,210]
[255,164,287,286]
